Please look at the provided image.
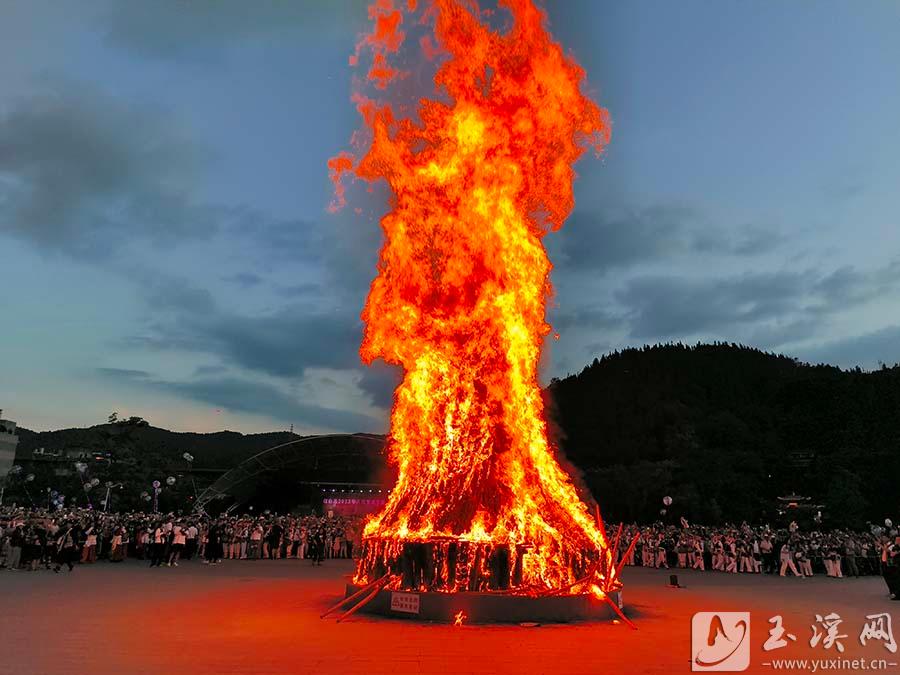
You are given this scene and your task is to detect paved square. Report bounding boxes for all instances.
[1,560,893,674]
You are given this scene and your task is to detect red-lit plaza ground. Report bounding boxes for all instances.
[1,559,895,675]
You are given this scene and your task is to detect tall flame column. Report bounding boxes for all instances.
[331,0,615,595]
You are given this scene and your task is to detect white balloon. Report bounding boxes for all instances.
[663,496,673,506]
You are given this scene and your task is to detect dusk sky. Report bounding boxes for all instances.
[2,1,899,434]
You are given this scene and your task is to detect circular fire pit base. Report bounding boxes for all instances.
[342,584,624,624]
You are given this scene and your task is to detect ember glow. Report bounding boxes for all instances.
[332,0,621,597]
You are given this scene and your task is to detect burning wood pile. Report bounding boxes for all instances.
[329,0,629,618]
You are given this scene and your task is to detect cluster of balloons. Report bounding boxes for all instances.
[143,477,177,504]
[660,495,673,516]
[48,489,66,509]
[8,460,186,511]
[872,518,897,538]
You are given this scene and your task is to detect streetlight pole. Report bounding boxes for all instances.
[103,482,123,512]
[182,452,198,503]
[22,473,35,507]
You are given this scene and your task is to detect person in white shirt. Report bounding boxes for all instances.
[149,525,166,567]
[168,521,186,566]
[250,523,263,559]
[692,537,705,570]
[779,542,802,577]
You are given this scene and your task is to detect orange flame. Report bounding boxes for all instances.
[454,610,467,626]
[332,0,615,594]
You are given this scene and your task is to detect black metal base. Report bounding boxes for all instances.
[343,583,623,624]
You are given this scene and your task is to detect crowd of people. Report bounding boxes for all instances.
[0,506,364,572]
[2,506,897,584]
[615,522,897,578]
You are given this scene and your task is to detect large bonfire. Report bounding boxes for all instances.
[330,0,625,598]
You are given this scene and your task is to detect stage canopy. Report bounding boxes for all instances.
[194,433,386,514]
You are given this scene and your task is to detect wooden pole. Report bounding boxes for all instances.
[608,532,640,587]
[602,593,637,630]
[320,572,390,619]
[545,570,594,596]
[594,504,608,544]
[610,523,623,568]
[335,576,392,623]
[543,554,603,597]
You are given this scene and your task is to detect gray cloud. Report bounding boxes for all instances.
[731,228,784,256]
[615,260,900,345]
[196,308,362,377]
[551,305,624,333]
[96,368,381,432]
[806,325,900,370]
[618,271,811,339]
[142,276,217,315]
[120,272,362,379]
[104,1,365,62]
[557,204,784,273]
[193,365,228,377]
[276,283,321,298]
[559,204,695,272]
[812,262,900,309]
[162,377,381,432]
[232,214,329,264]
[117,327,209,353]
[745,318,823,350]
[121,257,900,400]
[0,80,221,259]
[357,362,401,409]
[223,272,264,289]
[95,367,152,380]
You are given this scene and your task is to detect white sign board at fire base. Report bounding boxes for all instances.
[390,592,420,614]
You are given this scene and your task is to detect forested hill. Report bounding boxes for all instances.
[16,422,301,470]
[548,343,900,527]
[12,422,310,512]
